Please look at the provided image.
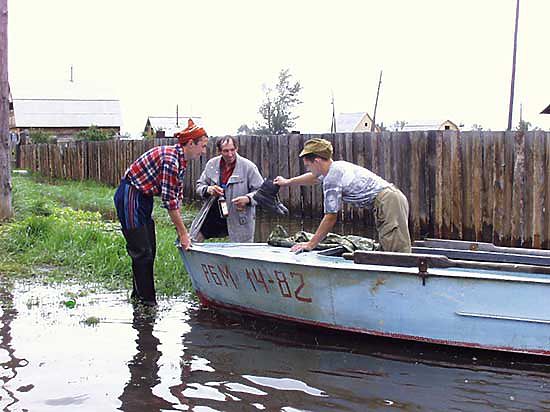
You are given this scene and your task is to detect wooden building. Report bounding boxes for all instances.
[397,119,460,132]
[336,112,381,133]
[9,83,121,142]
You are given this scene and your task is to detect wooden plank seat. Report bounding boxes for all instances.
[347,250,550,275]
[414,238,550,257]
[412,246,550,267]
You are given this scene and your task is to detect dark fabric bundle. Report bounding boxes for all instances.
[253,179,289,215]
[267,225,379,252]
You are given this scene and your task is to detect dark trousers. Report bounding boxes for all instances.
[114,180,157,305]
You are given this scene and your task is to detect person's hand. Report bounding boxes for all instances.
[179,232,192,250]
[274,176,290,186]
[207,185,224,197]
[290,242,313,253]
[232,195,250,211]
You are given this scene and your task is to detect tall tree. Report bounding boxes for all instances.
[255,69,302,135]
[0,0,11,220]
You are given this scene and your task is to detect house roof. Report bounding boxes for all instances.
[335,112,369,132]
[12,98,122,128]
[146,116,203,137]
[398,119,458,132]
[10,82,122,128]
[541,104,550,114]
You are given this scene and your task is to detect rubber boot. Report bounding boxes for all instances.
[123,221,157,306]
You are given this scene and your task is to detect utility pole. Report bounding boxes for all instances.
[330,91,336,133]
[0,0,12,220]
[507,0,520,131]
[371,70,382,132]
[519,103,523,124]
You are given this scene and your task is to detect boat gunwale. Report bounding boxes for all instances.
[184,244,550,285]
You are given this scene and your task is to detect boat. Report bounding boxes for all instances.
[178,238,550,357]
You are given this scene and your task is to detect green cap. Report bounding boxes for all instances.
[299,138,333,159]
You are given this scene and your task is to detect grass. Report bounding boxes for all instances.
[0,173,201,297]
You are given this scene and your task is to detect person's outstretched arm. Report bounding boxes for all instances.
[274,173,318,187]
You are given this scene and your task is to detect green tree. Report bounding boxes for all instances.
[516,120,531,132]
[516,120,542,132]
[75,125,113,141]
[392,120,408,131]
[30,129,54,143]
[254,69,302,135]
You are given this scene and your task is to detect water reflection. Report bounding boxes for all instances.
[0,281,29,411]
[1,276,549,412]
[118,305,175,412]
[175,308,550,412]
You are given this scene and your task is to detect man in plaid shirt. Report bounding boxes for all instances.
[114,119,208,306]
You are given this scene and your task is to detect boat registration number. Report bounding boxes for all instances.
[200,263,312,303]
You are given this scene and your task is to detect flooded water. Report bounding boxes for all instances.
[1,276,549,412]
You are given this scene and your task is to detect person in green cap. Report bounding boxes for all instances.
[274,138,411,253]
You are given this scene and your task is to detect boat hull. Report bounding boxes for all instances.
[179,243,550,356]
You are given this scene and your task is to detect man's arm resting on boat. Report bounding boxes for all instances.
[274,173,318,187]
[290,213,338,253]
[168,208,191,250]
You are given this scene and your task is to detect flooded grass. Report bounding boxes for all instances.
[81,316,100,326]
[0,173,197,297]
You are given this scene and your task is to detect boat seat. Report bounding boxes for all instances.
[412,246,550,266]
[348,250,550,275]
[414,238,550,257]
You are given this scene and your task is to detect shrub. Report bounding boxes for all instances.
[30,129,54,144]
[75,126,113,141]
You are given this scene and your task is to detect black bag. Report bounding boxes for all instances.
[253,179,289,215]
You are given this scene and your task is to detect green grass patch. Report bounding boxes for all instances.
[81,316,101,326]
[0,173,198,297]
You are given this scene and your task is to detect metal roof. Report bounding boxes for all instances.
[12,98,122,128]
[398,120,459,132]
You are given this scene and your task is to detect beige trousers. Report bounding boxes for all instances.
[373,186,412,253]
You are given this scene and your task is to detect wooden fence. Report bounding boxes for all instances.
[19,131,550,249]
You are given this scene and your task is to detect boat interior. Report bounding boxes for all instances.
[318,238,550,275]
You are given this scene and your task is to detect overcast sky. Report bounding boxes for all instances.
[7,0,550,136]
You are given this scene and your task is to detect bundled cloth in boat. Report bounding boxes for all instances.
[267,225,378,252]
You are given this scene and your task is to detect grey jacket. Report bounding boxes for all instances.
[190,154,264,243]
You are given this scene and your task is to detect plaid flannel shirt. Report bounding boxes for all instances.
[125,144,187,210]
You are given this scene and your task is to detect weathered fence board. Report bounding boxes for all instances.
[532,131,545,249]
[492,133,506,245]
[546,135,550,249]
[288,134,302,213]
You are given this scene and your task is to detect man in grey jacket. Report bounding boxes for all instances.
[190,136,264,243]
